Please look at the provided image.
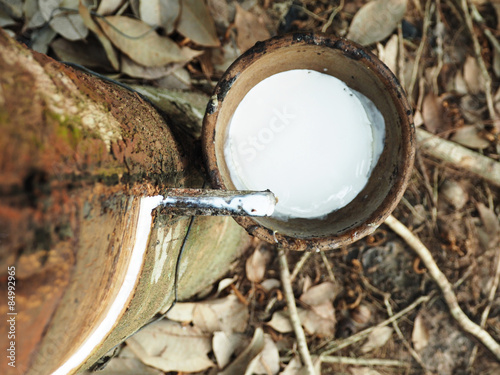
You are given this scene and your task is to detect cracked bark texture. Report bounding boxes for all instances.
[0,30,251,374]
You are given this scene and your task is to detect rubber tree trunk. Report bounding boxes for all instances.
[0,30,251,374]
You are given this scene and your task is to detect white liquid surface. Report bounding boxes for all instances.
[224,69,385,219]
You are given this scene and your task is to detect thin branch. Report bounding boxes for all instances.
[383,297,430,374]
[384,215,500,361]
[469,246,500,366]
[278,247,316,375]
[320,251,336,283]
[320,356,408,367]
[321,0,344,33]
[408,0,433,102]
[461,0,497,128]
[416,128,500,187]
[319,295,430,356]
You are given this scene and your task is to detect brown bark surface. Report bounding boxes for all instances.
[0,30,250,374]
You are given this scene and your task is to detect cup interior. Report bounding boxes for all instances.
[203,33,414,250]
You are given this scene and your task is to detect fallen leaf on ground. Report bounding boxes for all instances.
[463,55,484,94]
[266,310,294,333]
[300,281,339,306]
[350,368,383,375]
[51,37,111,68]
[165,301,196,322]
[234,3,271,52]
[360,326,393,353]
[97,0,125,15]
[422,92,448,134]
[176,0,220,47]
[97,16,190,67]
[57,0,88,40]
[213,331,245,369]
[126,319,214,372]
[219,327,265,375]
[249,334,280,374]
[380,34,399,74]
[440,180,468,210]
[450,125,490,150]
[347,0,407,46]
[79,0,119,70]
[246,247,269,283]
[82,357,163,374]
[412,311,429,352]
[121,55,183,79]
[139,0,180,34]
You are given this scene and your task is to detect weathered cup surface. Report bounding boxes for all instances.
[202,32,415,251]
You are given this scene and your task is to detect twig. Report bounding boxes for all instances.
[469,246,500,366]
[383,297,430,373]
[319,295,430,356]
[320,251,336,283]
[320,356,408,367]
[384,215,500,361]
[321,0,344,33]
[278,247,316,375]
[291,252,313,282]
[408,0,433,102]
[461,0,498,129]
[263,251,313,319]
[359,276,430,373]
[397,22,405,89]
[416,128,500,187]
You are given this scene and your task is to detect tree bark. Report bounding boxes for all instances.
[0,30,251,374]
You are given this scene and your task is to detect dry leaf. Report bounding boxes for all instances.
[177,0,220,47]
[97,0,125,15]
[281,356,302,375]
[477,203,500,237]
[301,305,336,338]
[165,301,196,321]
[412,311,429,352]
[347,0,407,46]
[250,334,280,375]
[43,0,89,41]
[381,34,399,74]
[219,327,265,375]
[97,16,189,67]
[139,0,180,34]
[79,0,120,70]
[23,0,46,29]
[350,368,382,375]
[51,37,111,68]
[31,26,57,53]
[172,295,248,334]
[217,276,238,294]
[234,3,271,52]
[121,54,184,79]
[451,125,490,150]
[440,180,468,210]
[463,55,484,94]
[246,248,268,283]
[266,310,294,333]
[193,302,221,333]
[126,320,214,373]
[83,357,163,374]
[360,326,393,353]
[0,0,22,18]
[213,331,245,369]
[0,8,16,27]
[261,278,280,291]
[422,92,446,134]
[300,281,339,306]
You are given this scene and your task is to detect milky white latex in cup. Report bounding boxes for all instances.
[224,69,385,219]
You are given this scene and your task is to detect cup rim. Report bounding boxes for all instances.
[202,32,415,251]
